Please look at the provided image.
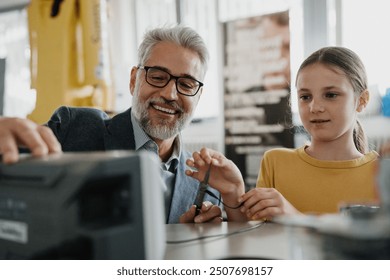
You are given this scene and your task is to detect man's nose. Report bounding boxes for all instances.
[160,79,179,100]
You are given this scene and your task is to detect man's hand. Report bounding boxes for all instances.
[179,201,223,223]
[185,147,247,222]
[0,117,62,164]
[186,147,245,196]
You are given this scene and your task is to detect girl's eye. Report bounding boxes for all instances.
[325,92,338,99]
[299,95,311,101]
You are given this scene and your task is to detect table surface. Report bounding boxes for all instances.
[164,221,325,260]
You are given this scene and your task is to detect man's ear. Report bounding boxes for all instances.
[129,67,138,96]
[198,87,203,98]
[357,90,369,112]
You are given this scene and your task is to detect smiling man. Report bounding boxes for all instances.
[0,25,222,224]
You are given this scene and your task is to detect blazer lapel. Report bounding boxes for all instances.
[104,108,136,150]
[168,153,199,223]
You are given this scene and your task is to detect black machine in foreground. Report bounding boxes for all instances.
[0,151,166,259]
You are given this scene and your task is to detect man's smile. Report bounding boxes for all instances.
[149,99,184,115]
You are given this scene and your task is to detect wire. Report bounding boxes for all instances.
[166,221,265,244]
[205,189,244,209]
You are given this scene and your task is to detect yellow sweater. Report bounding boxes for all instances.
[256,146,379,214]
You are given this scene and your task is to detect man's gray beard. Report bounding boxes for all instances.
[132,86,193,140]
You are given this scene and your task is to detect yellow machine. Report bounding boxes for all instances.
[27,0,114,124]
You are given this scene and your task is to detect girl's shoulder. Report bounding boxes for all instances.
[263,146,299,159]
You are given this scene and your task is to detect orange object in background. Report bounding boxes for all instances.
[27,0,114,124]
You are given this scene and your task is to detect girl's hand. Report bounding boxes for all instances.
[239,187,301,220]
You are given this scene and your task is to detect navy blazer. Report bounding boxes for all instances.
[47,106,220,223]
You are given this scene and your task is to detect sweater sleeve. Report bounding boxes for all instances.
[45,106,109,151]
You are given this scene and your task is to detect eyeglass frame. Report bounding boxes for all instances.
[137,66,204,96]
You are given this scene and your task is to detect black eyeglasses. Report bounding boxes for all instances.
[138,66,203,96]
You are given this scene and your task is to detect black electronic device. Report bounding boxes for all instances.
[320,158,390,259]
[0,150,165,259]
[193,163,211,216]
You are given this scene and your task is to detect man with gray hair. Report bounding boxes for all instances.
[0,25,222,224]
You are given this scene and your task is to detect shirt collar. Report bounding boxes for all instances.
[131,111,181,171]
[131,112,151,151]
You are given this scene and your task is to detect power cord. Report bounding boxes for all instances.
[166,221,265,244]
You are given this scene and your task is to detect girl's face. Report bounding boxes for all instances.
[296,63,362,145]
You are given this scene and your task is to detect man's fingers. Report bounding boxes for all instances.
[210,216,224,223]
[194,202,222,223]
[180,202,223,224]
[0,133,19,164]
[179,205,196,223]
[0,118,62,163]
[17,127,49,156]
[9,118,48,155]
[37,126,62,153]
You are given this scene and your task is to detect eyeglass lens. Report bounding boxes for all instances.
[146,67,200,96]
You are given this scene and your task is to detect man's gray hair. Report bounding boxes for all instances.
[137,25,209,77]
